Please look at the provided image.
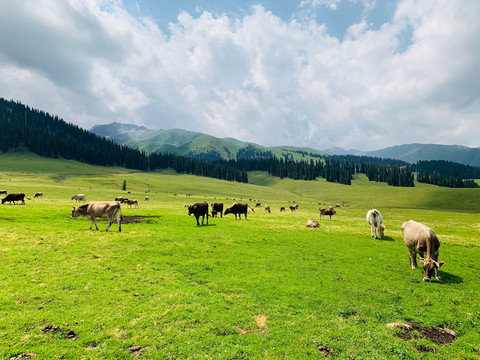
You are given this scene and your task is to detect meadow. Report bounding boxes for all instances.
[1,153,480,359]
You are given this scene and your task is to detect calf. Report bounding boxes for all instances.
[306,219,320,228]
[125,199,139,208]
[224,203,254,220]
[211,203,224,218]
[71,194,86,202]
[2,193,30,205]
[402,220,444,282]
[366,209,385,240]
[186,202,209,225]
[71,201,122,232]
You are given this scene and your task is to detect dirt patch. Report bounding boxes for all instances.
[256,315,267,327]
[7,354,38,360]
[388,322,456,346]
[317,344,333,357]
[121,215,160,224]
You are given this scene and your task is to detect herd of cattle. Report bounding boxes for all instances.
[1,190,445,282]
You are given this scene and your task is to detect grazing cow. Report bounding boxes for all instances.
[366,209,385,240]
[211,203,224,218]
[319,207,336,220]
[144,197,149,201]
[306,219,320,228]
[125,199,138,208]
[255,202,261,208]
[186,202,209,225]
[264,205,271,213]
[224,203,254,220]
[280,206,285,212]
[2,193,30,205]
[0,190,7,195]
[402,220,444,282]
[71,201,122,232]
[71,194,86,202]
[34,192,43,198]
[115,196,124,202]
[289,205,297,212]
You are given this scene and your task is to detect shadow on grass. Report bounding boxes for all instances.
[379,235,395,242]
[438,272,463,284]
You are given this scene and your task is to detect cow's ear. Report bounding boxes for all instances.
[437,261,445,268]
[419,257,425,264]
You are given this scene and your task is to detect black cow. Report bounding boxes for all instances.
[211,203,224,218]
[224,203,254,220]
[186,202,209,225]
[2,193,30,205]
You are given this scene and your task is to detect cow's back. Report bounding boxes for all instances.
[402,220,437,251]
[87,201,120,217]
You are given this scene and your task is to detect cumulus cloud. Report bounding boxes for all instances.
[0,0,479,150]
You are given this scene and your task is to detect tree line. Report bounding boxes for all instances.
[1,98,477,189]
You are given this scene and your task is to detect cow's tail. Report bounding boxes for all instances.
[248,204,255,212]
[25,197,31,200]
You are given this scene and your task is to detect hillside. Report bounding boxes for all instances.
[325,143,480,167]
[90,122,327,161]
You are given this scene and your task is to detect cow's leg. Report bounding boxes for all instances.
[409,251,417,269]
[117,211,122,232]
[106,220,112,231]
[92,219,99,230]
[244,212,247,220]
[377,225,382,240]
[201,214,204,225]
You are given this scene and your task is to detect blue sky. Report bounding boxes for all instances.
[1,0,479,151]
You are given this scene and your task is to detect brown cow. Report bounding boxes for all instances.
[71,201,122,231]
[319,207,336,220]
[34,192,43,198]
[402,220,444,282]
[125,199,138,208]
[280,206,285,212]
[211,203,224,218]
[186,202,209,225]
[255,202,261,208]
[306,219,320,228]
[224,203,254,220]
[264,205,271,213]
[289,205,297,212]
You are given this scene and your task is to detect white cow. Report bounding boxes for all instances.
[71,201,122,231]
[366,209,384,240]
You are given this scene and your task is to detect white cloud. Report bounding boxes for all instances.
[0,0,480,150]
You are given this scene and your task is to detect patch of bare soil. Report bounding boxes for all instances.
[8,354,38,360]
[388,322,456,348]
[127,346,143,356]
[121,215,160,224]
[317,345,333,357]
[41,324,77,340]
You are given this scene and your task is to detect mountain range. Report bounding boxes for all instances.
[90,122,480,167]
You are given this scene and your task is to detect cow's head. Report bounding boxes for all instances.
[419,257,445,282]
[71,206,81,218]
[379,225,386,237]
[185,205,193,215]
[224,208,232,215]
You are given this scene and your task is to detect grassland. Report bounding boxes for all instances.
[1,153,480,359]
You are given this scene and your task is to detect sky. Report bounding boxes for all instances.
[1,0,479,151]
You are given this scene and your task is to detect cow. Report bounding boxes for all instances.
[224,203,254,220]
[2,193,30,205]
[306,219,320,228]
[34,192,43,198]
[71,201,122,232]
[0,190,7,195]
[115,196,124,202]
[402,220,444,282]
[144,197,149,201]
[125,199,138,208]
[366,209,385,240]
[264,205,271,213]
[319,207,336,220]
[186,202,209,225]
[211,203,224,218]
[71,194,86,202]
[255,202,261,208]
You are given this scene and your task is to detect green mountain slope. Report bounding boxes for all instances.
[90,123,326,161]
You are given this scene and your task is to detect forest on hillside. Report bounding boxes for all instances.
[1,98,477,188]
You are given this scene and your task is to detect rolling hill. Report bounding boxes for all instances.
[90,123,326,161]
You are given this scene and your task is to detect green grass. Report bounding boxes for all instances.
[1,153,480,359]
